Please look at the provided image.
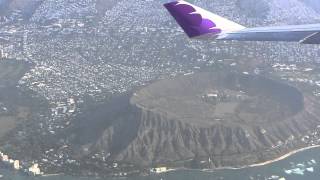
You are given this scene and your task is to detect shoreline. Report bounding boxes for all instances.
[12,145,320,177]
[165,145,320,174]
[41,173,64,177]
[247,145,320,168]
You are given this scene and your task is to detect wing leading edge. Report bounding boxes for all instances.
[164,0,320,44]
[218,24,320,44]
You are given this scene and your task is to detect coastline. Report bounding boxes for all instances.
[248,145,320,168]
[41,173,64,177]
[165,145,320,174]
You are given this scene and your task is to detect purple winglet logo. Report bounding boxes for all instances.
[164,1,222,38]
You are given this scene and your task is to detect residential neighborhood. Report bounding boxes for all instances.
[1,0,320,178]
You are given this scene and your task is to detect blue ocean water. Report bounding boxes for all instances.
[1,147,320,180]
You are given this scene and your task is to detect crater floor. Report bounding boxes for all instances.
[131,72,304,126]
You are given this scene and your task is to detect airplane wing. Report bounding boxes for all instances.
[218,24,320,44]
[164,0,320,44]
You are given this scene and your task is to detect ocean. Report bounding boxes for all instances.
[1,147,320,180]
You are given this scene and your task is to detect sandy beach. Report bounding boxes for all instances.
[248,145,320,168]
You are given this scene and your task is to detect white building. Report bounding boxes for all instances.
[151,167,168,174]
[29,163,42,176]
[2,155,9,162]
[0,49,8,59]
[13,160,20,170]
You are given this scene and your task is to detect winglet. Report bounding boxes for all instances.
[164,0,245,38]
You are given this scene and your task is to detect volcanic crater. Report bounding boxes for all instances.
[74,71,320,168]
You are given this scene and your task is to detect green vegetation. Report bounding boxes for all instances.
[0,59,31,138]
